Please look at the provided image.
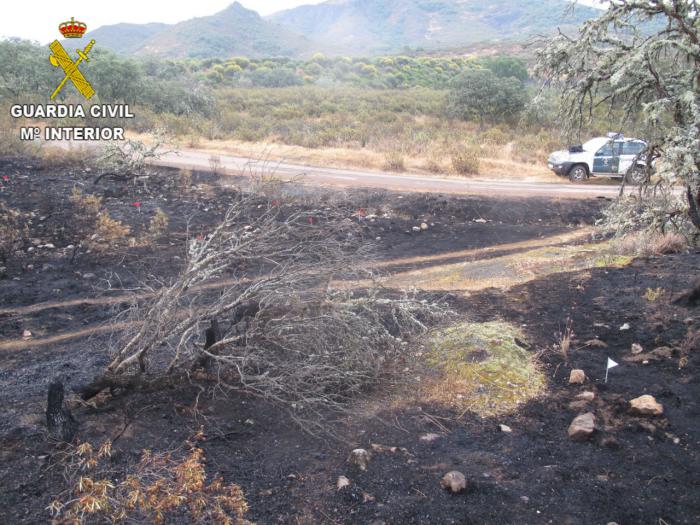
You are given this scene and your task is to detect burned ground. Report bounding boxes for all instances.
[0,158,697,524]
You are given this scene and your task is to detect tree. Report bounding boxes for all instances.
[481,56,530,83]
[536,0,700,234]
[447,69,528,127]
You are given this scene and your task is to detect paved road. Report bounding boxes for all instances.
[153,149,624,198]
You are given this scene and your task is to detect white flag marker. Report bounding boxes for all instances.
[605,357,619,383]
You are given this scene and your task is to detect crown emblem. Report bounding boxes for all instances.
[59,17,87,38]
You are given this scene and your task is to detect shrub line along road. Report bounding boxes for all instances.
[152,148,626,198]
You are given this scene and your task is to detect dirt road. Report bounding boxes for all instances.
[153,148,624,198]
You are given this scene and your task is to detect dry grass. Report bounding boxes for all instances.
[611,231,688,257]
[48,431,251,524]
[129,131,561,183]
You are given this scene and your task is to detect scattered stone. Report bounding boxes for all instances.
[82,273,96,279]
[474,218,487,223]
[631,343,644,355]
[244,419,254,426]
[569,369,586,384]
[585,338,608,348]
[412,226,421,232]
[568,412,596,441]
[575,391,595,402]
[371,443,397,453]
[619,323,630,331]
[259,488,273,497]
[498,424,512,433]
[362,492,375,503]
[520,496,530,504]
[419,433,441,443]
[42,243,55,249]
[440,471,467,493]
[637,421,656,434]
[347,448,370,471]
[336,476,351,491]
[420,222,429,231]
[629,395,663,416]
[21,329,32,340]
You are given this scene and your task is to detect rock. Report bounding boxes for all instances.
[347,448,370,471]
[82,273,96,279]
[42,243,55,249]
[412,226,421,232]
[631,343,644,355]
[370,443,397,453]
[420,222,429,231]
[568,412,596,441]
[520,496,529,503]
[585,338,608,348]
[629,395,663,416]
[21,329,32,340]
[419,432,441,443]
[498,424,512,433]
[336,476,351,490]
[575,391,595,402]
[441,471,467,493]
[619,323,630,331]
[474,218,487,223]
[569,369,586,384]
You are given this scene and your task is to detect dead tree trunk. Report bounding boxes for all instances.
[687,186,700,232]
[46,381,77,443]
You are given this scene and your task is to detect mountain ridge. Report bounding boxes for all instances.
[77,0,602,58]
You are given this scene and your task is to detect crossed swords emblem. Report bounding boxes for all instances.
[48,39,96,100]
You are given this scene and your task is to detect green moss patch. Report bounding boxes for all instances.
[425,321,545,416]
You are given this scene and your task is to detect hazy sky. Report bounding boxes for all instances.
[2,0,605,44]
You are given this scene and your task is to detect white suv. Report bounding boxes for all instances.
[547,134,651,184]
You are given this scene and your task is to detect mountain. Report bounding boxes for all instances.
[77,23,170,55]
[82,2,315,59]
[77,0,602,59]
[268,0,602,55]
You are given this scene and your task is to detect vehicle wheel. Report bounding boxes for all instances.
[568,164,588,183]
[625,166,649,185]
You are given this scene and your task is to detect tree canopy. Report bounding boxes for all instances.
[447,69,528,126]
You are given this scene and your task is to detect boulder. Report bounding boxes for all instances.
[569,369,587,384]
[629,395,663,416]
[568,412,595,441]
[441,471,467,493]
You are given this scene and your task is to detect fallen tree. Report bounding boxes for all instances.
[79,187,449,427]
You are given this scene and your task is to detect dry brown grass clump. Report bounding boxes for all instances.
[382,150,406,172]
[69,188,131,252]
[611,231,688,257]
[450,146,480,175]
[48,431,252,524]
